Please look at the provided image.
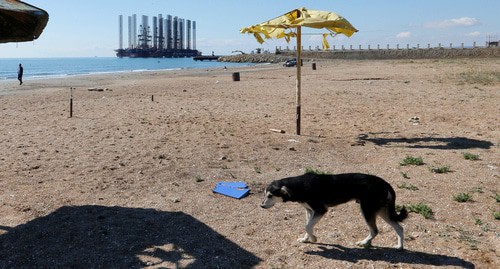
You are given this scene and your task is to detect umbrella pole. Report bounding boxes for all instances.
[296,26,302,135]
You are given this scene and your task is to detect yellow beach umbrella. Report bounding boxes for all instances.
[241,7,357,135]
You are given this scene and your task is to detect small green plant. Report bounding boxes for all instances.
[254,166,262,174]
[407,203,434,219]
[481,223,491,232]
[493,193,500,203]
[473,218,490,232]
[305,167,331,175]
[401,172,410,179]
[470,187,484,193]
[458,230,479,250]
[400,156,424,166]
[429,165,450,174]
[195,176,204,183]
[494,212,500,220]
[453,192,472,203]
[397,182,419,191]
[463,152,480,161]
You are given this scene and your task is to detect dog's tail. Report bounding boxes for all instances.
[391,206,408,222]
[388,190,408,222]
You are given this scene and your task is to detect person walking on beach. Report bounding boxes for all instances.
[17,63,23,85]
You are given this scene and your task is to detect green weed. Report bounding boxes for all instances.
[407,203,434,219]
[397,182,419,191]
[470,187,484,193]
[429,165,450,174]
[453,193,472,203]
[400,156,424,166]
[458,230,479,250]
[463,152,480,161]
[401,172,410,179]
[305,167,331,175]
[254,166,262,174]
[494,212,500,220]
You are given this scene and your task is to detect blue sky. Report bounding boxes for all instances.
[1,0,498,58]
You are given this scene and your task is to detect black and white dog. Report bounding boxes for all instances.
[261,172,408,249]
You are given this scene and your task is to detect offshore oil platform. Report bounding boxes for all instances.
[116,14,199,58]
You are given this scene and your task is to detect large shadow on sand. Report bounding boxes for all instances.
[359,133,493,150]
[0,205,261,268]
[306,244,475,268]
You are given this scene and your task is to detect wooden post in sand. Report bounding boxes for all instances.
[232,72,240,81]
[295,26,302,135]
[69,87,74,118]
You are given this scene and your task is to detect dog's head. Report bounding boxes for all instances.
[260,181,292,209]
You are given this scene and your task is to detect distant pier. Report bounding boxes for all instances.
[193,55,221,61]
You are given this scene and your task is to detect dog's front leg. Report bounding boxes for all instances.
[298,210,323,243]
[299,208,314,242]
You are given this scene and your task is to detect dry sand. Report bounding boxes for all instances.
[0,58,498,268]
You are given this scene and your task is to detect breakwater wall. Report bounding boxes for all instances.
[219,47,499,63]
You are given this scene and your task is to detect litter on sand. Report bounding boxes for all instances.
[270,129,286,134]
[213,182,250,199]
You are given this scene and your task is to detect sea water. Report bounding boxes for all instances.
[0,57,249,81]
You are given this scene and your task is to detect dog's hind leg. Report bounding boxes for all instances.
[356,206,378,248]
[380,209,405,250]
[303,207,313,224]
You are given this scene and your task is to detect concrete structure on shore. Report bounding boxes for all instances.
[219,47,499,63]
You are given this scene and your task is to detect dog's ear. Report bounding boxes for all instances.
[280,186,292,199]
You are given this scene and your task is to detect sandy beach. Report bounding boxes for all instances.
[0,58,498,268]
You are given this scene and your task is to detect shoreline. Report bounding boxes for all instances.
[0,57,255,84]
[0,62,276,96]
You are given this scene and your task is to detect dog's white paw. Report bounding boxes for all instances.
[297,237,308,243]
[394,244,404,250]
[356,240,372,248]
[298,234,317,243]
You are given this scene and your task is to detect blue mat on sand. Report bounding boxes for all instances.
[213,182,250,199]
